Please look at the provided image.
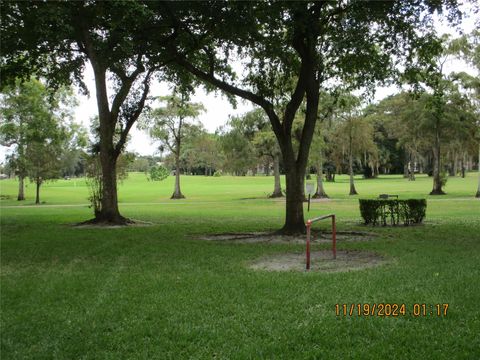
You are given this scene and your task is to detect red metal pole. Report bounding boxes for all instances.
[332,215,336,259]
[306,220,311,270]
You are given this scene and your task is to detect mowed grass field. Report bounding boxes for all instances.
[1,173,479,359]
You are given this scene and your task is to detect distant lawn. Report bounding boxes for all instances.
[1,173,479,358]
[0,172,479,207]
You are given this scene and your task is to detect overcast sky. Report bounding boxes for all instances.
[1,7,478,162]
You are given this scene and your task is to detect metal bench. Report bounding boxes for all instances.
[378,194,398,199]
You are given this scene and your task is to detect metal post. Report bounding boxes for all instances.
[307,194,311,212]
[306,220,311,270]
[306,214,338,269]
[332,215,336,259]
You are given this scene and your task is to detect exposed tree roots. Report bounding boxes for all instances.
[171,193,186,199]
[77,215,133,227]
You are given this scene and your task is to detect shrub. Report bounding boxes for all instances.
[359,199,427,226]
[148,165,169,181]
[213,170,222,177]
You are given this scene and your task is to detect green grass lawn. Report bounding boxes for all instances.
[1,173,479,359]
[0,172,479,206]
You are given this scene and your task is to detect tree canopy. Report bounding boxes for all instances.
[0,78,82,203]
[159,0,464,233]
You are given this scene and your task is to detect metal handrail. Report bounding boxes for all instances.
[305,214,336,271]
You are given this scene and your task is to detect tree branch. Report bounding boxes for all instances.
[114,70,153,155]
[76,18,112,122]
[164,140,175,153]
[174,56,285,144]
[282,61,308,135]
[111,56,146,122]
[296,42,321,171]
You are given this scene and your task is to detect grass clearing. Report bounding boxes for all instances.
[1,173,479,358]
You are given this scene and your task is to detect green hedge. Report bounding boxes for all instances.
[359,199,427,226]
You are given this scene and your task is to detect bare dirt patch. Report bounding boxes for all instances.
[72,219,154,229]
[249,250,386,272]
[197,231,375,244]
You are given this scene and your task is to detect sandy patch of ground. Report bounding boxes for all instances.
[249,250,386,272]
[197,231,375,244]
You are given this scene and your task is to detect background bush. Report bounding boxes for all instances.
[148,165,169,181]
[359,199,427,226]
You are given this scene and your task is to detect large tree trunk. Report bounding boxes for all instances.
[476,144,480,198]
[171,152,185,199]
[430,129,445,195]
[35,180,41,204]
[88,57,128,224]
[98,150,126,222]
[270,154,283,198]
[313,155,328,199]
[17,175,25,201]
[278,63,319,234]
[281,166,306,234]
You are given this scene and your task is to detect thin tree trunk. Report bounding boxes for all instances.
[408,161,415,181]
[448,156,455,177]
[17,175,25,201]
[430,127,445,195]
[171,152,185,199]
[453,153,458,177]
[264,160,270,176]
[270,154,283,198]
[476,144,480,198]
[349,156,358,195]
[313,154,328,199]
[326,169,334,182]
[35,180,40,204]
[410,167,416,181]
[348,146,358,195]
